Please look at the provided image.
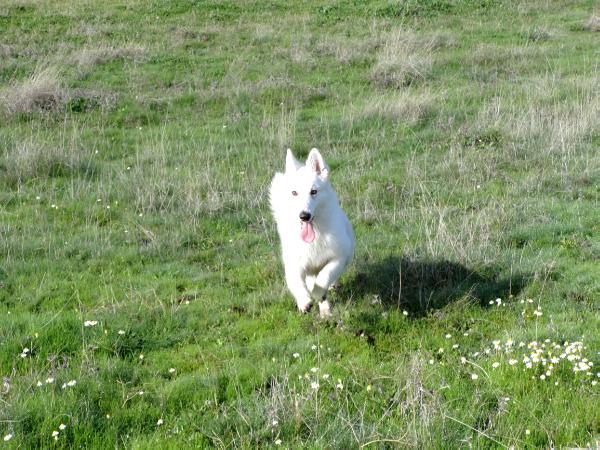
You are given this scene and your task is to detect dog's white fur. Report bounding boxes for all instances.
[270,148,355,317]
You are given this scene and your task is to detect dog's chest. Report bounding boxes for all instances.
[299,237,335,274]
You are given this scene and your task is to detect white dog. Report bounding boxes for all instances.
[270,148,355,317]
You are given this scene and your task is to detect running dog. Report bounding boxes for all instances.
[270,148,355,317]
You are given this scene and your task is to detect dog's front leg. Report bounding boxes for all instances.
[311,260,347,318]
[285,267,313,313]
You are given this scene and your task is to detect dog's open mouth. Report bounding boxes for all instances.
[300,220,315,243]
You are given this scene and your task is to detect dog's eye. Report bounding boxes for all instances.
[310,189,317,196]
[292,191,298,196]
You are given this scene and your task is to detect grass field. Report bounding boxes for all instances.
[1,0,599,447]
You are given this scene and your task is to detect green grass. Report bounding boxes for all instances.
[1,0,599,447]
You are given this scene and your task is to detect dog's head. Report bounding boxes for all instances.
[284,148,331,243]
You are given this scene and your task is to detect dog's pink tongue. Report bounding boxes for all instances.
[300,221,315,243]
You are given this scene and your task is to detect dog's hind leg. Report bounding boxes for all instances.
[285,268,313,313]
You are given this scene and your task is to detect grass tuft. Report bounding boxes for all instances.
[71,43,147,71]
[0,137,95,187]
[370,30,437,88]
[0,66,67,115]
[0,66,116,117]
[583,13,600,31]
[359,89,435,126]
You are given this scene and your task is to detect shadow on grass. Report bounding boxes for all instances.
[340,255,528,317]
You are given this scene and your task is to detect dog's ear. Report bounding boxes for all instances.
[307,148,328,180]
[285,149,302,173]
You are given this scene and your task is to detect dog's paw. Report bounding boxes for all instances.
[318,300,331,318]
[296,298,313,313]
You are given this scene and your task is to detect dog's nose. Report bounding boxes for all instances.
[299,211,312,222]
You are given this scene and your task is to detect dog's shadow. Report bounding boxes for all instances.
[339,255,528,316]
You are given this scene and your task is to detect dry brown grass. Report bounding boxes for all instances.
[584,14,600,32]
[117,136,255,218]
[448,72,600,198]
[0,43,13,57]
[0,66,67,115]
[468,43,544,67]
[358,89,435,126]
[1,136,94,187]
[397,357,440,439]
[71,43,147,70]
[0,65,117,116]
[476,75,599,158]
[172,26,201,43]
[316,34,380,65]
[461,43,552,84]
[290,44,314,67]
[68,19,136,39]
[370,31,436,88]
[418,200,502,264]
[170,24,226,47]
[252,23,276,43]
